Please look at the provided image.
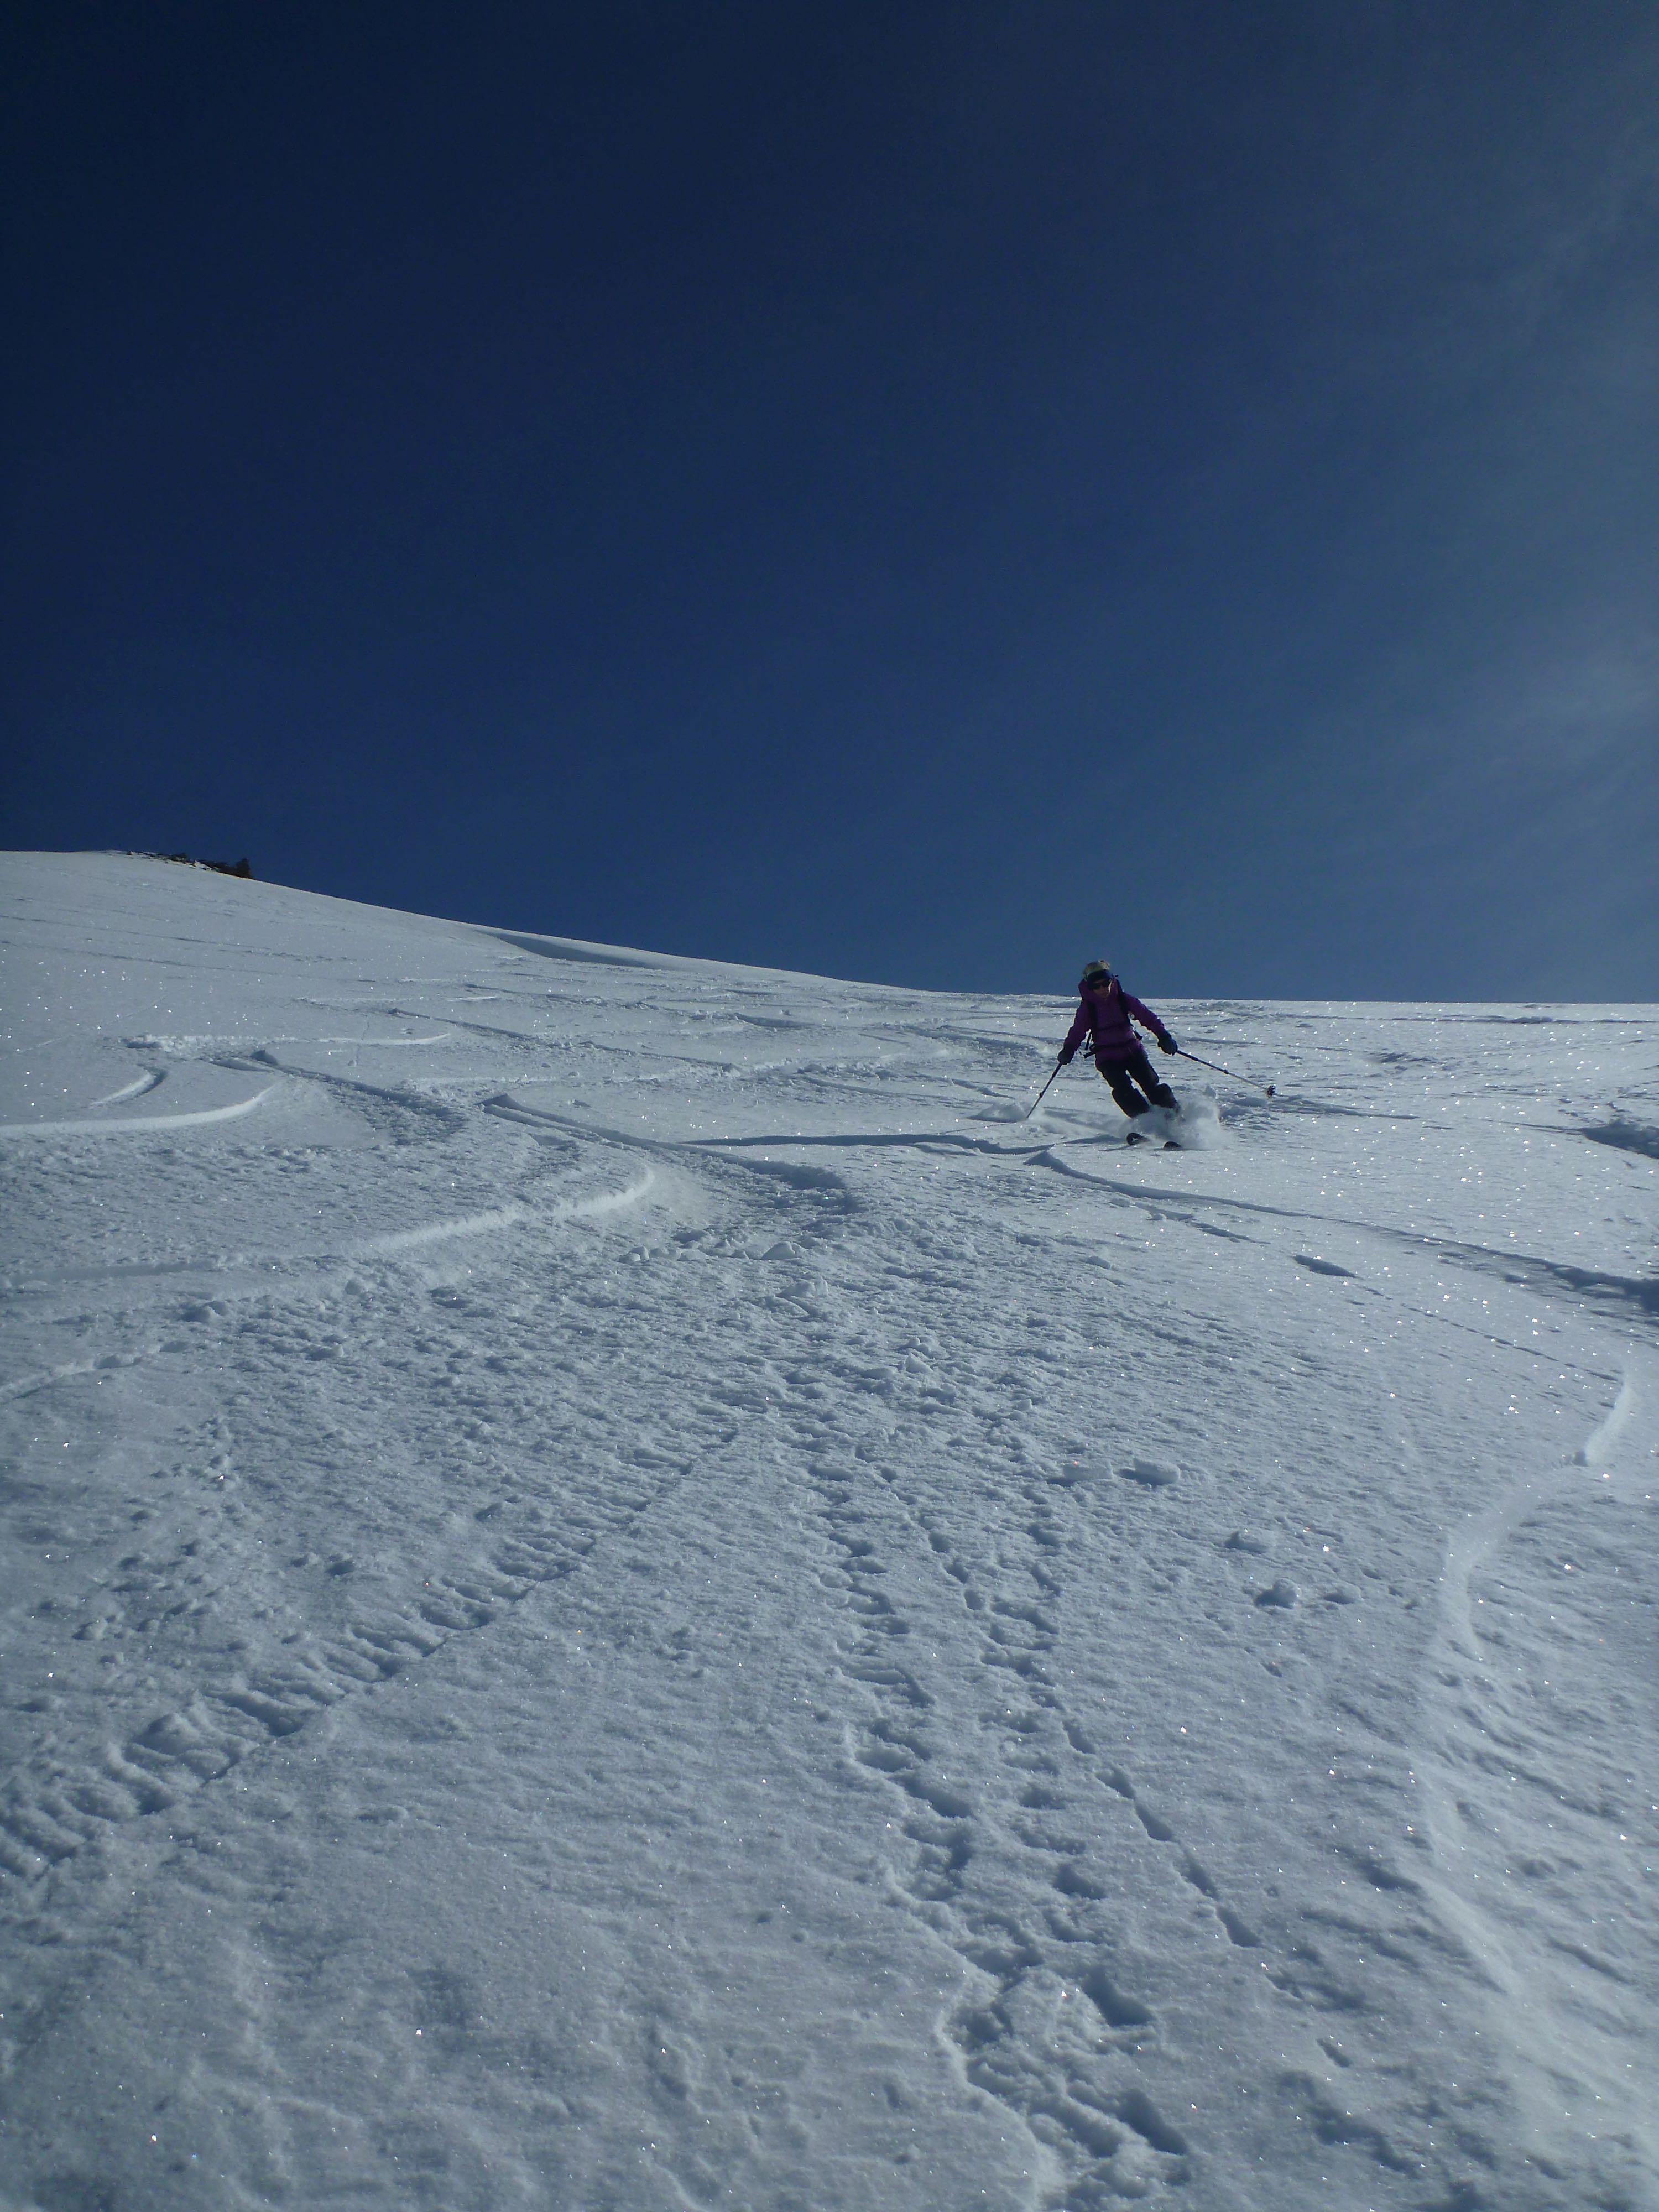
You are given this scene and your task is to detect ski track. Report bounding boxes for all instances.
[802,1430,1204,2205]
[0,1082,278,1139]
[88,1069,166,1108]
[1406,1360,1659,2201]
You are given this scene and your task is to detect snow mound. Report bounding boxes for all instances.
[1120,1455,1181,1486]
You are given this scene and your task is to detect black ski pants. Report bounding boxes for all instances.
[1097,1044,1177,1118]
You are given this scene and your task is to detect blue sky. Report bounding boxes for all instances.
[4,2,1656,997]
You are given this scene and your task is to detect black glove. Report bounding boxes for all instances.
[1057,1044,1074,1066]
[1157,1033,1177,1055]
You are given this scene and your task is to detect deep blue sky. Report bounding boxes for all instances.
[4,3,1656,997]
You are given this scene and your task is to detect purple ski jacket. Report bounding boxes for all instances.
[1061,977,1173,1065]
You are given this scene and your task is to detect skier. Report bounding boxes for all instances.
[1057,959,1180,1120]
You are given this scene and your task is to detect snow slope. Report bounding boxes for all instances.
[1,851,1655,2212]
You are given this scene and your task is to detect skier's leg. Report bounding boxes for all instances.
[1125,1045,1177,1111]
[1098,1057,1150,1117]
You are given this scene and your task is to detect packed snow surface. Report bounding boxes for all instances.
[2,852,1656,2211]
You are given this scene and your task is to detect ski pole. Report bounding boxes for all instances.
[1022,1061,1066,1119]
[1176,1047,1275,1098]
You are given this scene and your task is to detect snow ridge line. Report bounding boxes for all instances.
[0,1083,276,1139]
[88,1069,166,1107]
[355,1172,653,1255]
[220,1048,468,1138]
[0,1357,106,1405]
[0,1177,654,1401]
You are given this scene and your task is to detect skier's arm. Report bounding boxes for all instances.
[1057,1003,1090,1064]
[1124,994,1176,1052]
